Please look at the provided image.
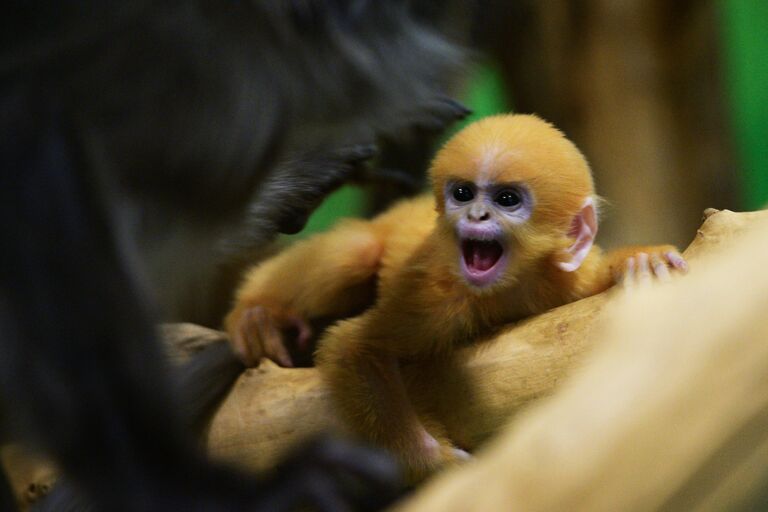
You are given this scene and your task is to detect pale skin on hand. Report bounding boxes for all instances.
[614,249,689,289]
[224,114,688,481]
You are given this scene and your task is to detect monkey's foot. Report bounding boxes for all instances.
[224,304,312,368]
[451,447,472,460]
[401,432,472,483]
[614,247,688,289]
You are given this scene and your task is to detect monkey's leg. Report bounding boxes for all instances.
[226,219,385,366]
[317,316,468,483]
[604,245,688,288]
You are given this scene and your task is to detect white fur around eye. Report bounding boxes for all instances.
[493,186,534,224]
[443,181,476,210]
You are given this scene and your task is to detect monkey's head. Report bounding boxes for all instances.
[430,114,598,290]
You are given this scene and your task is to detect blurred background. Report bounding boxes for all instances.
[295,0,768,251]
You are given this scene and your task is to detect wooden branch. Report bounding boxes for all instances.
[204,209,766,473]
[6,209,766,510]
[205,294,609,473]
[395,208,768,512]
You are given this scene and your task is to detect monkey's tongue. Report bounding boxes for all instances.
[462,240,503,273]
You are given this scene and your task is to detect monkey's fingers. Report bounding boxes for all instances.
[615,248,689,290]
[230,309,260,367]
[647,249,688,282]
[649,253,672,283]
[615,256,637,289]
[251,306,294,368]
[618,253,658,289]
[665,250,689,274]
[635,252,654,287]
[229,306,294,367]
[288,316,314,351]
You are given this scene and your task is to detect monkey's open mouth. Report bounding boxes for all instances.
[461,239,507,287]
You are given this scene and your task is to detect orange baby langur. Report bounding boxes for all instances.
[225,114,688,480]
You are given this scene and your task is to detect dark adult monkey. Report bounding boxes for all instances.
[0,1,466,510]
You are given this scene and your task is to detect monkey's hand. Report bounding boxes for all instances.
[224,302,312,368]
[264,144,378,235]
[405,96,472,133]
[221,144,379,255]
[609,245,689,289]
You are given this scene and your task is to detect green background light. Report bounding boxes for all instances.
[720,0,768,209]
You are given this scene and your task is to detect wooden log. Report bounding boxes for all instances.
[205,296,610,473]
[5,209,766,509]
[204,209,767,473]
[395,208,768,512]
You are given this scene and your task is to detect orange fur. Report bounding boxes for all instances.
[225,114,687,481]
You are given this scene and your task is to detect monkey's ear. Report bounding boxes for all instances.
[556,197,598,272]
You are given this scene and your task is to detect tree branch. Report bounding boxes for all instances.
[6,209,767,510]
[204,209,767,479]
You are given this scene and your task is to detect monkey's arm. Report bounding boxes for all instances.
[225,219,385,366]
[226,194,437,367]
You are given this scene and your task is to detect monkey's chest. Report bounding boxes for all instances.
[417,295,502,351]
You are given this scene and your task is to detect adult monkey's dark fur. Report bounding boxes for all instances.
[0,1,465,510]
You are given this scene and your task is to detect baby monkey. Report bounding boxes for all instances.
[225,114,688,480]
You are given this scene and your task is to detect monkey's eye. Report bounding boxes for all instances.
[452,185,474,202]
[495,189,522,208]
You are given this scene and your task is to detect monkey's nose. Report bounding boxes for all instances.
[467,210,491,222]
